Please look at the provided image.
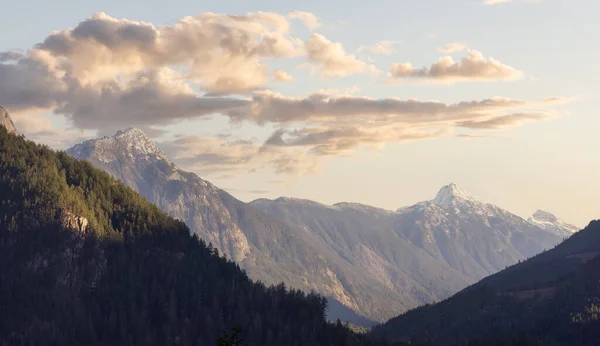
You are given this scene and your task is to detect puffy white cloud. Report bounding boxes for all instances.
[272,69,294,82]
[358,41,400,55]
[305,34,379,77]
[390,50,523,83]
[438,42,467,54]
[288,11,321,30]
[0,11,570,178]
[35,12,301,92]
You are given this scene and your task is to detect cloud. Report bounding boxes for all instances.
[358,41,400,55]
[0,50,66,112]
[35,12,301,93]
[390,50,523,83]
[288,11,321,30]
[457,112,554,129]
[11,113,94,149]
[159,134,321,176]
[305,34,379,77]
[0,51,25,62]
[227,90,567,126]
[272,69,294,82]
[263,126,449,156]
[55,68,249,134]
[0,11,571,178]
[438,42,467,54]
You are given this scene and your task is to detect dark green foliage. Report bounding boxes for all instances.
[371,220,600,346]
[0,128,382,346]
[217,326,246,346]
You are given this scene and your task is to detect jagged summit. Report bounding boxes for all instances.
[528,209,579,237]
[532,209,559,223]
[0,106,19,135]
[433,183,479,208]
[67,127,169,164]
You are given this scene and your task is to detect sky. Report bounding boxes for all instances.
[0,0,598,226]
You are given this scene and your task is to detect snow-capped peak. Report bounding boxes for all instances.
[433,183,479,208]
[528,209,579,237]
[67,127,169,164]
[531,210,559,223]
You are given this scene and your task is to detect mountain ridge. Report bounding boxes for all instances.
[68,129,564,323]
[0,126,380,346]
[371,219,600,346]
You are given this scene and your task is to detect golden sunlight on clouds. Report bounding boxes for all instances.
[0,10,569,176]
[390,50,523,83]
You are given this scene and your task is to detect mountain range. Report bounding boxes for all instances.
[0,125,382,346]
[371,219,600,345]
[66,127,574,323]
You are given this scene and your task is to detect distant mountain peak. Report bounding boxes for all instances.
[532,209,559,223]
[433,183,478,208]
[0,106,19,135]
[528,209,579,237]
[115,127,146,137]
[68,128,168,164]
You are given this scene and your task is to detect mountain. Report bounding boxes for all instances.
[0,106,19,135]
[67,130,563,323]
[250,197,472,321]
[371,219,600,346]
[391,183,561,279]
[0,126,384,346]
[252,184,563,290]
[67,129,395,323]
[528,209,579,238]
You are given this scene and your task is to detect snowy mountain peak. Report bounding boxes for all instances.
[531,210,559,223]
[433,183,478,208]
[0,106,19,135]
[67,128,169,164]
[528,209,579,237]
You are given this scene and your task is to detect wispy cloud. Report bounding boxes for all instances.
[288,11,322,30]
[358,41,400,55]
[438,42,468,54]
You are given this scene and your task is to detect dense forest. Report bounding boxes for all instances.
[0,127,389,346]
[371,220,600,346]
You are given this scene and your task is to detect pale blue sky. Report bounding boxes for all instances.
[1,0,598,225]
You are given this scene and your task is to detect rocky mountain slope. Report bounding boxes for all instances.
[0,127,381,346]
[371,219,599,346]
[0,106,19,135]
[251,184,563,306]
[528,209,579,238]
[68,129,564,323]
[67,129,398,323]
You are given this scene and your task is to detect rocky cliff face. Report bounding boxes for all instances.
[0,107,19,135]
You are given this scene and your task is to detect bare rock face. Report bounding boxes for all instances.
[57,209,89,233]
[0,107,19,135]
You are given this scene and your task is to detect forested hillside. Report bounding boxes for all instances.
[0,127,383,346]
[371,220,600,346]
